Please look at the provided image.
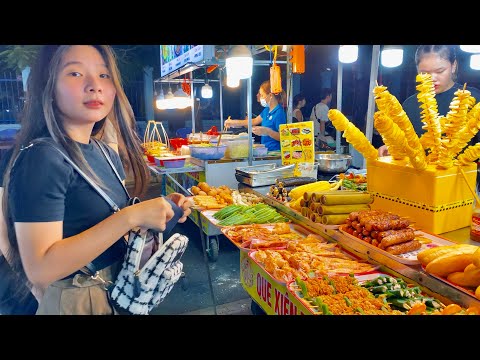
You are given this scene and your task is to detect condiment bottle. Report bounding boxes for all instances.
[470,207,480,242]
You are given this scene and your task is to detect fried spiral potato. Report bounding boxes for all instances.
[416,73,442,162]
[373,85,425,163]
[455,143,480,165]
[437,87,477,169]
[373,111,407,160]
[328,109,378,160]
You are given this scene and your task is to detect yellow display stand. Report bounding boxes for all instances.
[367,157,477,234]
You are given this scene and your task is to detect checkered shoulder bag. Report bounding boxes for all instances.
[29,138,189,315]
[109,230,188,315]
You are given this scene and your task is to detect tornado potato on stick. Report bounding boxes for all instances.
[328,109,378,160]
[437,86,477,169]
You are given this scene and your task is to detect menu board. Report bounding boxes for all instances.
[279,121,315,166]
[160,45,204,77]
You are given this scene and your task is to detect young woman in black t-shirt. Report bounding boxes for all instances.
[1,45,192,315]
[378,45,480,156]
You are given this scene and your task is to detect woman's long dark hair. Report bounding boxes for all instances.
[2,45,150,297]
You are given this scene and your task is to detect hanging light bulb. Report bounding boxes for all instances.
[338,45,358,64]
[225,45,253,80]
[201,68,213,98]
[161,85,176,109]
[173,85,192,109]
[470,54,480,70]
[226,74,240,88]
[381,45,404,68]
[155,86,167,110]
[201,83,213,98]
[460,45,480,53]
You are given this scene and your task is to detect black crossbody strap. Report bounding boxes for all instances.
[91,138,130,200]
[33,139,121,213]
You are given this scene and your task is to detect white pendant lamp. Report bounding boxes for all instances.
[173,85,192,109]
[155,87,167,110]
[339,45,358,64]
[201,83,213,98]
[225,45,253,80]
[470,54,480,70]
[381,45,404,68]
[460,45,480,53]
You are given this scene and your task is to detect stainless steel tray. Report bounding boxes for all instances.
[235,163,295,178]
[235,173,278,187]
[235,164,295,187]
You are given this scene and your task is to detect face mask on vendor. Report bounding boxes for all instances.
[260,94,270,108]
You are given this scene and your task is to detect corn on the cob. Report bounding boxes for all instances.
[288,181,333,201]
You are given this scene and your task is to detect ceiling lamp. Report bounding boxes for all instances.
[460,45,480,53]
[226,45,253,80]
[338,45,358,64]
[173,85,192,109]
[155,87,167,110]
[381,45,404,68]
[201,68,213,98]
[201,83,213,99]
[470,54,480,70]
[226,74,240,88]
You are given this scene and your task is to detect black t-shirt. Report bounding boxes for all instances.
[402,83,480,138]
[8,139,128,274]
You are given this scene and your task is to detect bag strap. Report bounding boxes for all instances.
[30,138,122,213]
[91,138,130,200]
[20,138,127,277]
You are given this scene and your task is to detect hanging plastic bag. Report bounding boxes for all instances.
[270,62,282,94]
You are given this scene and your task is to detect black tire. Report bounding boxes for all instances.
[207,236,219,262]
[250,300,266,315]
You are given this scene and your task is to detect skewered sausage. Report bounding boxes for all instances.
[384,239,421,255]
[364,217,410,232]
[378,228,415,249]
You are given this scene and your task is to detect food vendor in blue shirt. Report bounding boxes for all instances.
[224,80,287,151]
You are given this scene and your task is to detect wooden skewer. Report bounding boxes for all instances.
[459,166,480,206]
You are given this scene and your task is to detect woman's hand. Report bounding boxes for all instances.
[165,192,193,223]
[378,145,390,157]
[252,126,270,136]
[128,197,174,231]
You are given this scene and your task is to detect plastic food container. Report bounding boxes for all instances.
[169,137,188,150]
[253,145,268,157]
[163,158,186,168]
[297,162,318,178]
[189,144,227,160]
[225,138,250,159]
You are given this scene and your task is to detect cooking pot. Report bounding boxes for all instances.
[315,153,352,173]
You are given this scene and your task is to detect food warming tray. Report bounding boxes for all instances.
[235,163,295,187]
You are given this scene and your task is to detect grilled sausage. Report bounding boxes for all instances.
[364,217,410,232]
[378,228,415,249]
[384,239,421,255]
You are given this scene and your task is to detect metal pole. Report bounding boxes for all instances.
[219,68,224,130]
[286,45,293,123]
[247,77,253,166]
[336,61,343,153]
[191,72,196,133]
[363,45,380,169]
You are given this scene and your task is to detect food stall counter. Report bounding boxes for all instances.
[237,183,480,310]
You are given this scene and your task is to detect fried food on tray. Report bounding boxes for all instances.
[193,195,226,209]
[252,249,378,283]
[272,222,291,235]
[294,276,402,315]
